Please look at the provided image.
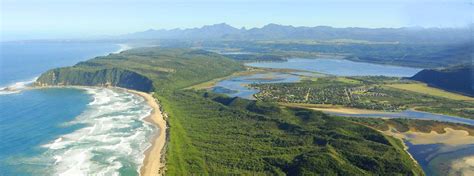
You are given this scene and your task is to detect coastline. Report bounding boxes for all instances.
[1,43,130,94]
[31,85,167,175]
[126,89,167,176]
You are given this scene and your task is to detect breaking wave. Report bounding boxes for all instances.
[28,88,156,175]
[0,77,37,95]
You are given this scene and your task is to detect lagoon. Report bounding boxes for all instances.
[325,110,474,126]
[246,58,422,77]
[212,72,300,99]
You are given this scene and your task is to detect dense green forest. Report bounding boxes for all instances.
[36,48,424,175]
[252,76,474,118]
[159,91,423,175]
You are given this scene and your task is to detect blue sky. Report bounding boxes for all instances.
[1,0,472,41]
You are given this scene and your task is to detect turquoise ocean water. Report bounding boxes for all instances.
[0,41,156,175]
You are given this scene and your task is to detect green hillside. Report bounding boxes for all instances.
[160,91,423,175]
[36,48,244,91]
[411,64,473,97]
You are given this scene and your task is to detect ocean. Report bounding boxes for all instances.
[0,41,155,175]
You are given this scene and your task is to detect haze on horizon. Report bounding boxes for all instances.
[1,0,472,41]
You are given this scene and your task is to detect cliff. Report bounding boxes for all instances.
[35,67,154,92]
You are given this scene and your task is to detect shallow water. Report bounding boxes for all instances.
[246,58,422,77]
[326,110,474,126]
[212,72,300,99]
[428,146,474,175]
[406,141,474,176]
[405,142,442,175]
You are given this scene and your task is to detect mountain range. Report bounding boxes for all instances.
[119,23,470,43]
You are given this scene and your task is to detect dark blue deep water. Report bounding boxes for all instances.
[0,41,118,87]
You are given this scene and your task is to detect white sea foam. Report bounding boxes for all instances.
[0,77,38,95]
[38,87,156,175]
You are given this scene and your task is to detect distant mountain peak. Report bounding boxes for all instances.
[119,23,470,43]
[213,22,232,27]
[202,23,238,30]
[262,23,288,28]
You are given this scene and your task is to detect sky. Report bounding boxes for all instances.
[1,0,472,41]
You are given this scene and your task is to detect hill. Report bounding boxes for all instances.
[410,65,473,97]
[35,48,244,91]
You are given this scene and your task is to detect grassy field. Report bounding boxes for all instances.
[386,83,474,101]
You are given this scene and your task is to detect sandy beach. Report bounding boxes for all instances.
[280,103,387,114]
[384,127,474,146]
[382,127,474,175]
[309,107,386,114]
[450,156,474,176]
[127,90,167,176]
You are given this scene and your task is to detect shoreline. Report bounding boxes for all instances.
[281,103,474,125]
[122,89,167,176]
[280,103,394,115]
[30,85,167,175]
[1,43,129,94]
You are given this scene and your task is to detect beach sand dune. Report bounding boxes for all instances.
[450,156,474,176]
